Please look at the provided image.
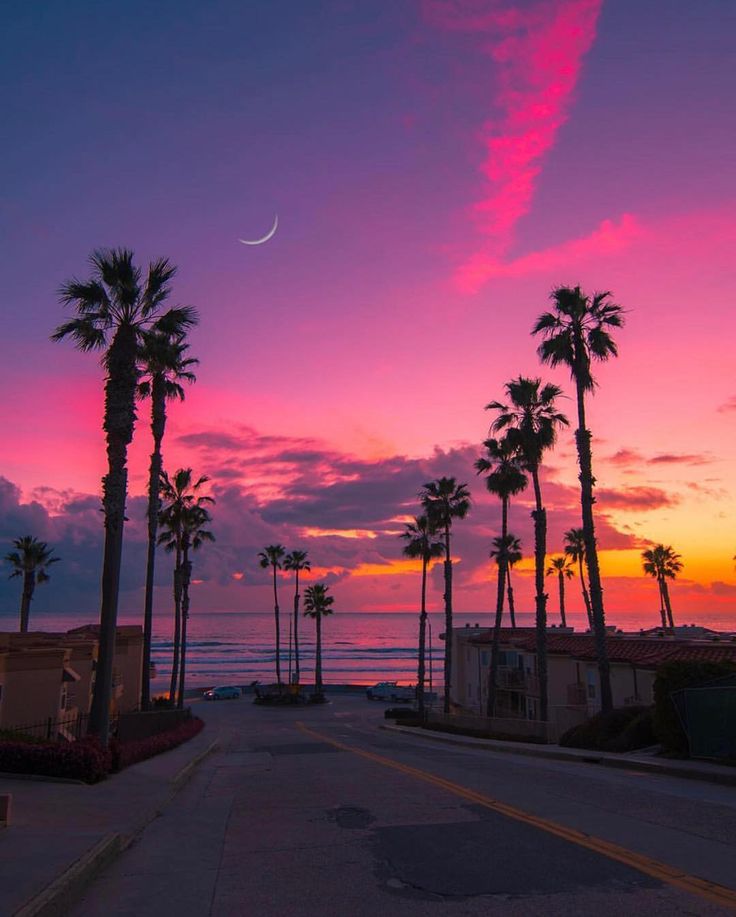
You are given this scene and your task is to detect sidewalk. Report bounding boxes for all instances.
[381,723,736,787]
[0,722,220,917]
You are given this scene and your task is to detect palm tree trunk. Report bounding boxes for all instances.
[273,565,281,687]
[293,570,300,684]
[169,546,182,702]
[443,524,453,715]
[20,573,34,633]
[661,578,675,631]
[531,467,549,723]
[315,613,323,696]
[417,556,428,719]
[89,324,138,741]
[487,496,509,717]
[656,577,667,630]
[574,372,612,713]
[141,377,166,710]
[507,568,516,628]
[177,551,192,708]
[558,573,567,628]
[577,557,593,628]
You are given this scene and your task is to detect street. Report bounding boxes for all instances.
[71,696,736,916]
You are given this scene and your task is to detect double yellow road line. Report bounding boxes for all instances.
[297,722,736,911]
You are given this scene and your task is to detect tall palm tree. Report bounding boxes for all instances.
[259,545,286,687]
[486,377,568,722]
[533,286,624,713]
[284,550,311,685]
[138,332,198,709]
[475,437,527,624]
[489,534,522,627]
[546,556,574,628]
[304,583,334,700]
[158,469,213,703]
[52,248,197,739]
[642,545,682,631]
[564,527,593,629]
[5,536,59,632]
[419,477,471,714]
[401,515,444,718]
[174,504,214,708]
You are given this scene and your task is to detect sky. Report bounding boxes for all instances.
[0,0,735,628]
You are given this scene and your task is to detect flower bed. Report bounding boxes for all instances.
[0,738,111,783]
[0,717,204,783]
[111,716,204,770]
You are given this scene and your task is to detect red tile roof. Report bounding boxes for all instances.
[468,629,736,668]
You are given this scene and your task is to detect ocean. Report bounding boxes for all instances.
[2,606,733,689]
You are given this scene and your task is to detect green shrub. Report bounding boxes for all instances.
[559,706,652,751]
[653,660,736,755]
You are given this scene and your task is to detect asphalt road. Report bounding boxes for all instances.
[71,695,736,916]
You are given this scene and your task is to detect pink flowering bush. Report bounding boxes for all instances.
[111,716,204,771]
[0,737,111,783]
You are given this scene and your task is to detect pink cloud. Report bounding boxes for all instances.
[424,0,603,291]
[456,213,642,289]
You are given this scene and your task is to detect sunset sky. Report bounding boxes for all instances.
[1,0,734,628]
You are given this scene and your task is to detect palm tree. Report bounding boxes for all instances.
[401,515,444,718]
[304,583,334,700]
[486,377,568,722]
[5,536,59,632]
[475,437,527,625]
[138,332,198,709]
[174,504,214,707]
[52,248,197,739]
[489,534,522,627]
[642,545,683,631]
[158,469,213,704]
[419,477,471,714]
[547,556,574,628]
[533,286,624,714]
[564,527,593,629]
[259,545,286,687]
[284,550,311,685]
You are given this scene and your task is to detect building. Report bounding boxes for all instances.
[0,625,143,739]
[450,625,736,741]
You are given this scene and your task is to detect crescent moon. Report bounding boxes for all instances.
[238,214,278,246]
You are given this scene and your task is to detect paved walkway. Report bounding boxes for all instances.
[0,716,220,917]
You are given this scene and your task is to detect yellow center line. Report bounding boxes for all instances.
[296,722,736,911]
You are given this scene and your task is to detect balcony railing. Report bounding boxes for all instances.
[566,683,587,706]
[496,668,540,696]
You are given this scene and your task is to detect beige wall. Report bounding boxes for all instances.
[113,630,143,714]
[0,647,69,731]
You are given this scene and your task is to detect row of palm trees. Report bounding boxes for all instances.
[52,248,205,739]
[401,285,625,719]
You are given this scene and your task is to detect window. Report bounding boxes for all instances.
[587,669,597,699]
[481,651,489,666]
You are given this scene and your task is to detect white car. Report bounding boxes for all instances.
[366,681,415,702]
[204,685,241,700]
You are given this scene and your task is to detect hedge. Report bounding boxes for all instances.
[0,738,111,783]
[559,706,655,752]
[653,660,736,755]
[0,716,204,783]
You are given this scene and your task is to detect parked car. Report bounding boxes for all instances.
[203,685,241,700]
[366,681,415,702]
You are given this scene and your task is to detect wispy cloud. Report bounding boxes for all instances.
[424,0,603,292]
[717,396,736,414]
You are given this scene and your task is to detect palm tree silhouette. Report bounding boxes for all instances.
[158,469,213,703]
[5,536,59,632]
[138,332,198,709]
[475,437,527,628]
[304,583,334,701]
[534,286,624,713]
[420,477,471,713]
[52,249,197,739]
[259,545,287,686]
[490,534,522,627]
[642,545,682,631]
[564,527,593,629]
[401,515,444,717]
[486,377,568,722]
[547,556,574,628]
[284,550,311,685]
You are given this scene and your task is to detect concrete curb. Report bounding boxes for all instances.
[14,833,122,917]
[381,724,736,787]
[12,737,221,917]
